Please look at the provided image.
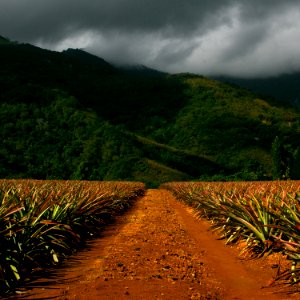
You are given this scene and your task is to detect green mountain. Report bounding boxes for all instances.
[1,37,300,186]
[214,73,300,107]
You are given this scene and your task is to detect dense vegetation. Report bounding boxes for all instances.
[162,181,300,284]
[214,73,300,107]
[0,179,145,295]
[1,35,300,186]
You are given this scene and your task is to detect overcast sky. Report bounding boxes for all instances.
[1,0,300,78]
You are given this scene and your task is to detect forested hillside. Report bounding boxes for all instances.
[214,73,300,107]
[1,36,300,186]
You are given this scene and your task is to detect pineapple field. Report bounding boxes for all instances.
[0,180,145,296]
[2,34,300,299]
[162,181,300,283]
[2,180,300,299]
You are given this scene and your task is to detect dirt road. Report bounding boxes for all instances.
[16,189,295,299]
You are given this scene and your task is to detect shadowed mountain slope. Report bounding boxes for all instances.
[1,37,300,186]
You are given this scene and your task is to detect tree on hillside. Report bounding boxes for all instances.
[271,136,282,179]
[291,146,300,179]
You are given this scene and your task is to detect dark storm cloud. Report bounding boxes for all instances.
[1,0,300,77]
[0,0,231,40]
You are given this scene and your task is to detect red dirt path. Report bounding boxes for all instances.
[13,189,298,299]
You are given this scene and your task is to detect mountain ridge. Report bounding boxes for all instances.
[1,36,300,186]
[213,73,300,107]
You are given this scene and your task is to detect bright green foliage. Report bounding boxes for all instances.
[162,181,300,284]
[0,180,145,295]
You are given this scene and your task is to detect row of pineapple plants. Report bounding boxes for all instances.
[0,179,145,296]
[161,181,300,285]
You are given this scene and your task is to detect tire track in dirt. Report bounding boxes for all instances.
[14,189,294,299]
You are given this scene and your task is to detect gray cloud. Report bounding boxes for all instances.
[1,0,300,77]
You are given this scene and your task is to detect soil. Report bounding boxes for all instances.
[10,189,300,299]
